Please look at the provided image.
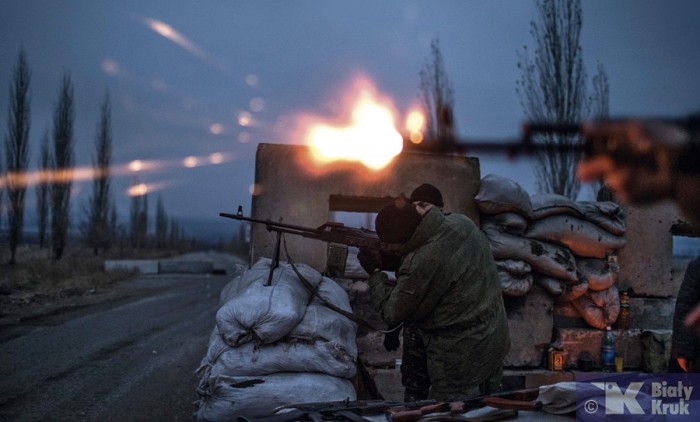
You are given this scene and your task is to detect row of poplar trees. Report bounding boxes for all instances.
[1,49,187,264]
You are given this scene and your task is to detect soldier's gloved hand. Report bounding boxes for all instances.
[379,251,401,272]
[383,327,401,351]
[358,248,382,274]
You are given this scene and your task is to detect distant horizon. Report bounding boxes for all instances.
[0,211,242,245]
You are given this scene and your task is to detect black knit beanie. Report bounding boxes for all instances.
[409,183,444,207]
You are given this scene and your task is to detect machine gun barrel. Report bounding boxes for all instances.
[219,206,388,251]
[219,206,400,281]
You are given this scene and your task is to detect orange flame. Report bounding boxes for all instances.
[305,79,404,170]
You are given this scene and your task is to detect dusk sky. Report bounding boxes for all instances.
[1,1,699,240]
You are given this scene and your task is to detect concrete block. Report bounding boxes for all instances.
[628,297,675,330]
[372,368,403,402]
[158,260,214,274]
[617,203,679,297]
[503,285,554,367]
[104,259,158,274]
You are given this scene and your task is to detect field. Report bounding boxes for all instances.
[0,245,180,325]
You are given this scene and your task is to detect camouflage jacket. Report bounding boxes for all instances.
[369,207,510,398]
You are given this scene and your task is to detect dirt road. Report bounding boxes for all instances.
[0,267,241,421]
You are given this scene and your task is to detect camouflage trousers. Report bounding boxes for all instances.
[400,325,504,402]
[400,324,430,402]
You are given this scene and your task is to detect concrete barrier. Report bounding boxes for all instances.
[105,259,215,274]
[104,260,159,274]
[158,260,214,274]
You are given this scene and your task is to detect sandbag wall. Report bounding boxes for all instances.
[195,258,358,421]
[475,174,627,332]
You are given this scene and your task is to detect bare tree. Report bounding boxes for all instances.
[129,184,148,248]
[50,72,76,260]
[419,38,456,144]
[590,63,612,200]
[516,0,590,199]
[0,140,3,259]
[0,117,3,259]
[36,129,50,249]
[168,217,186,250]
[590,63,610,120]
[155,194,168,249]
[234,222,249,257]
[82,92,115,255]
[168,217,179,247]
[4,49,31,264]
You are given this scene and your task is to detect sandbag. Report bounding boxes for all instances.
[534,274,588,302]
[219,271,255,307]
[498,270,533,297]
[577,201,626,235]
[483,226,578,282]
[576,257,618,291]
[481,212,528,235]
[572,285,620,329]
[530,193,583,220]
[558,280,589,303]
[219,258,293,305]
[524,214,626,258]
[534,274,564,296]
[289,277,357,358]
[219,276,243,306]
[579,201,621,217]
[495,259,532,277]
[198,332,356,380]
[195,373,356,421]
[530,194,626,235]
[474,174,532,218]
[216,259,322,346]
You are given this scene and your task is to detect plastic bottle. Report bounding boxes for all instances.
[601,326,616,372]
[618,291,630,330]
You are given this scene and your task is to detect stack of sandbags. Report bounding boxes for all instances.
[195,258,357,421]
[475,174,627,329]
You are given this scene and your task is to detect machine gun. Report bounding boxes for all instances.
[220,206,400,283]
[405,113,699,174]
[523,114,698,172]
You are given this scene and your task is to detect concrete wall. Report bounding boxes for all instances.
[249,143,480,272]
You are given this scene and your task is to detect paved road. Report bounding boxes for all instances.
[0,271,237,422]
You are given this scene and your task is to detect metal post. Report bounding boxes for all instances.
[266,230,282,286]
